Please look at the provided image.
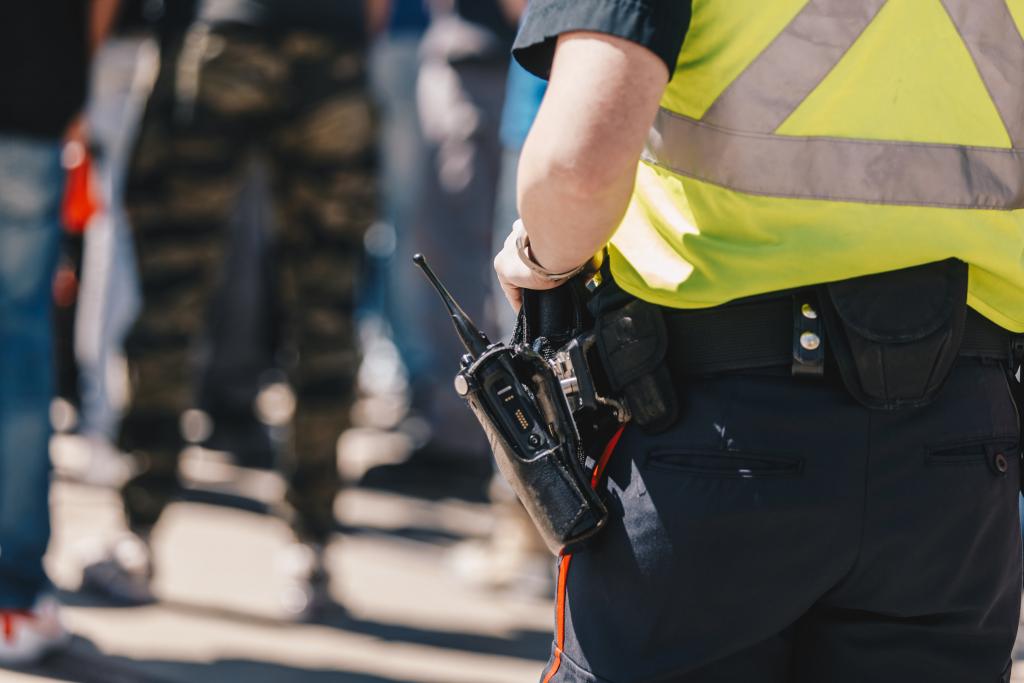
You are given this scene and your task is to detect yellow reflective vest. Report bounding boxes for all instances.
[609,0,1024,331]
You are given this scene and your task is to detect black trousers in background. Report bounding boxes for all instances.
[545,358,1021,683]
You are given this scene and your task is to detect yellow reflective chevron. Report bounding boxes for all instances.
[702,0,888,134]
[612,0,1024,331]
[1011,0,1024,37]
[777,0,1014,146]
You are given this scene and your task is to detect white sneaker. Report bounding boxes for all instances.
[0,595,70,666]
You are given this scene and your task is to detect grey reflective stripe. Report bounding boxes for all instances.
[702,0,887,133]
[940,0,1024,147]
[644,109,1024,209]
[648,0,1024,208]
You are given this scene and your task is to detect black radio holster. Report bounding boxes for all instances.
[819,259,969,411]
[458,344,609,556]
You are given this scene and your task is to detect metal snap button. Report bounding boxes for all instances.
[801,303,818,320]
[800,332,821,351]
[994,452,1009,474]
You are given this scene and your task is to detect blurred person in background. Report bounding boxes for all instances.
[449,51,552,595]
[67,0,162,484]
[0,0,119,665]
[350,0,430,423]
[75,0,196,603]
[490,55,546,345]
[366,0,429,357]
[82,0,386,618]
[482,54,551,592]
[361,0,521,499]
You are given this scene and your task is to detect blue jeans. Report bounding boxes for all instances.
[0,136,62,608]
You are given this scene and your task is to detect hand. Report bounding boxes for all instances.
[493,226,566,313]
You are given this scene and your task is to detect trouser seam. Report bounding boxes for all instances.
[826,405,873,595]
[853,407,873,571]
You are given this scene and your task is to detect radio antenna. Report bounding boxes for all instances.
[413,254,491,358]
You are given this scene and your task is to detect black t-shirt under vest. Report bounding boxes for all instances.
[515,0,693,79]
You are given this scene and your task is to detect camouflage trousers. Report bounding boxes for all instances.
[119,26,376,542]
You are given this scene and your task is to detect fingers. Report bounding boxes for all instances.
[494,248,522,312]
[493,224,565,313]
[502,281,523,313]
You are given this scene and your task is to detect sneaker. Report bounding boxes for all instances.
[78,533,155,606]
[0,596,69,666]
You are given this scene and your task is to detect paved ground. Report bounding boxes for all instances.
[5,468,553,683]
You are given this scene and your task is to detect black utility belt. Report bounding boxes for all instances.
[594,260,1022,424]
[662,292,1013,377]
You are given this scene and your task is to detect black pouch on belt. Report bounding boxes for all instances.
[595,298,679,433]
[819,259,969,410]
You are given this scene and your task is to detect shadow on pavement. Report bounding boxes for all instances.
[356,458,492,504]
[55,589,149,610]
[10,636,420,683]
[134,660,419,683]
[324,613,551,662]
[153,596,551,661]
[53,589,550,664]
[335,522,470,546]
[143,487,479,547]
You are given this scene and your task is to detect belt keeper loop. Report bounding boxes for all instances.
[792,292,826,377]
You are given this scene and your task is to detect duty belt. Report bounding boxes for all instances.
[662,291,1014,378]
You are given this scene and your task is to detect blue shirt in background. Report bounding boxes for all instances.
[499,59,548,151]
[389,0,430,35]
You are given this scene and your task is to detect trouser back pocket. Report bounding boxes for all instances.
[647,449,803,479]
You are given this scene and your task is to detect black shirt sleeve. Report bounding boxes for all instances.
[513,0,692,80]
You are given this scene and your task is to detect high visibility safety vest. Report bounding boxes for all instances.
[609,0,1024,332]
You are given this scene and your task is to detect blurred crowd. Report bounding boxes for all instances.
[0,0,551,666]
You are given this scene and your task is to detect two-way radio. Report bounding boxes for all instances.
[414,254,610,555]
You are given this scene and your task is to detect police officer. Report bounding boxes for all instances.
[494,1,1024,681]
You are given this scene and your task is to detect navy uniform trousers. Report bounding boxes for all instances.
[545,358,1021,683]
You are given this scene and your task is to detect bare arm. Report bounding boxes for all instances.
[494,31,669,309]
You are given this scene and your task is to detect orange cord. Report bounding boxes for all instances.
[542,424,627,682]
